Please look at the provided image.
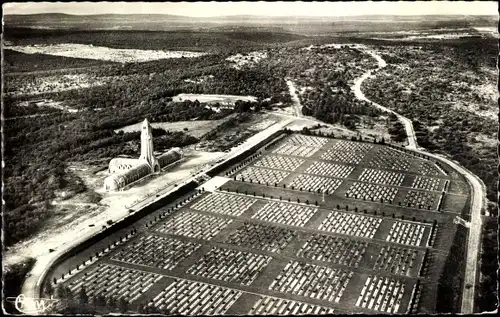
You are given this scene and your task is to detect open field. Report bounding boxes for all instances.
[194,113,284,152]
[43,133,468,314]
[172,93,257,104]
[6,43,208,63]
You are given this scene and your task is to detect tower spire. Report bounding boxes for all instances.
[139,118,160,173]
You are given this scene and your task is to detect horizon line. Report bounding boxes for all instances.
[4,12,497,18]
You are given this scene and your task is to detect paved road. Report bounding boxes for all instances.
[420,150,486,314]
[285,79,302,118]
[352,47,418,150]
[355,46,485,313]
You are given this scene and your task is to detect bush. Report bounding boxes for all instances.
[3,257,36,314]
[87,191,102,204]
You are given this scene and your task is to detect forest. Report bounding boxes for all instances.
[4,51,291,108]
[3,27,309,53]
[267,45,383,127]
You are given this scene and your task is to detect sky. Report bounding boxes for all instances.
[3,1,498,17]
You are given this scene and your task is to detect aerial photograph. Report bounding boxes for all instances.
[1,1,498,315]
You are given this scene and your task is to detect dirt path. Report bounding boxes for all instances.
[355,45,485,313]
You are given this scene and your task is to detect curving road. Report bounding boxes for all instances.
[354,45,485,314]
[352,47,418,150]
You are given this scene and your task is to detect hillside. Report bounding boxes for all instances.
[3,28,309,53]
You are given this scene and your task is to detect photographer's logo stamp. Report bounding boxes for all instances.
[6,294,59,314]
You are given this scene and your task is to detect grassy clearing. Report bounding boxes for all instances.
[172,93,257,104]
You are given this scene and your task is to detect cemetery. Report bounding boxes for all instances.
[385,221,429,247]
[64,263,163,304]
[272,143,319,157]
[297,234,368,268]
[235,166,290,184]
[151,279,243,315]
[111,234,201,270]
[287,174,343,193]
[318,211,383,239]
[373,246,422,277]
[346,182,399,202]
[402,190,439,210]
[304,161,355,178]
[285,134,329,147]
[417,161,447,177]
[191,191,256,216]
[186,247,273,286]
[355,275,408,313]
[44,132,469,314]
[249,296,335,315]
[321,140,373,164]
[268,261,353,303]
[358,168,405,186]
[411,176,443,192]
[366,147,413,171]
[223,222,297,253]
[252,201,318,227]
[253,154,305,171]
[154,211,233,240]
